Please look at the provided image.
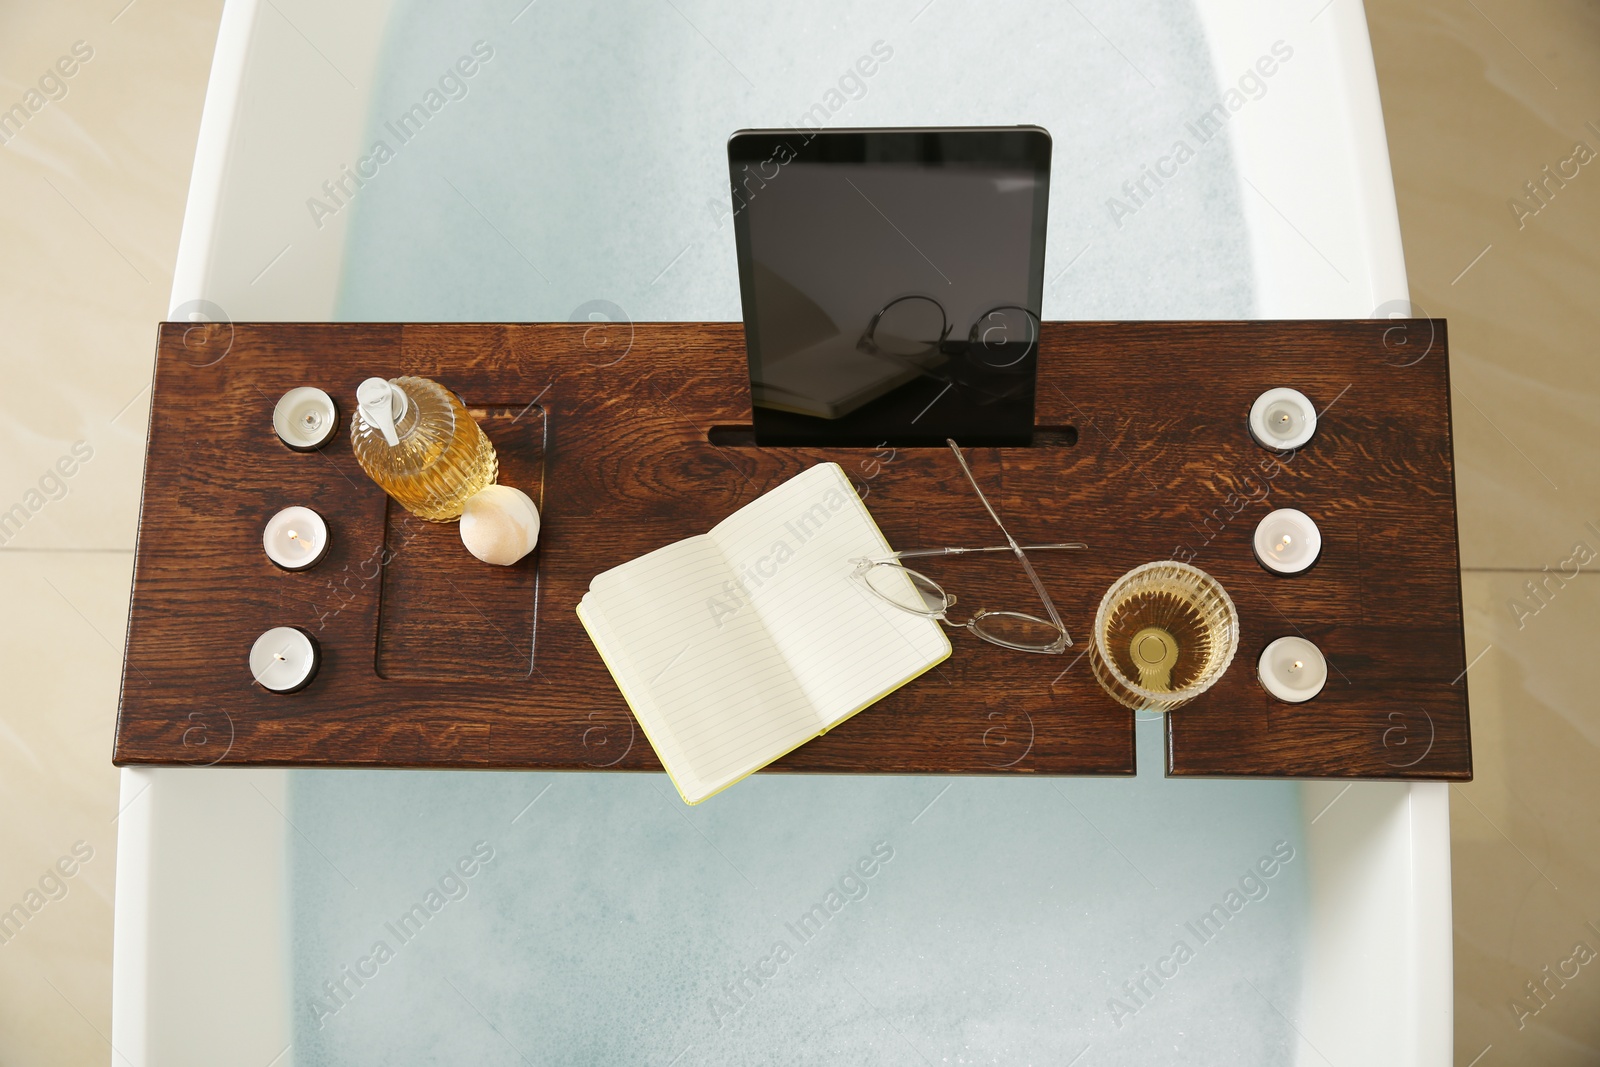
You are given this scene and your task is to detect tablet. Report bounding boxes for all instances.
[729,126,1051,447]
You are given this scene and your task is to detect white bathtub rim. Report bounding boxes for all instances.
[166,0,261,321]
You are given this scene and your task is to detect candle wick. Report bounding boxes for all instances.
[274,653,286,661]
[287,530,299,541]
[1291,660,1302,671]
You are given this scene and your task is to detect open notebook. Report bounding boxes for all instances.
[577,463,951,804]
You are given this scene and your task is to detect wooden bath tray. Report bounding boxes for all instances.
[113,320,1470,780]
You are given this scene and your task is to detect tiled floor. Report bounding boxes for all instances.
[1366,0,1600,1060]
[0,0,1594,1062]
[1,3,223,1064]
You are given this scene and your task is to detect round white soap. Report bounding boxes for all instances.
[460,485,540,566]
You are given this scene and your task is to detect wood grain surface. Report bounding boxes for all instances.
[113,319,1470,780]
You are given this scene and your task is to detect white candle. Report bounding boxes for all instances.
[1253,508,1321,575]
[1248,387,1317,452]
[249,626,320,692]
[263,506,329,571]
[273,387,339,451]
[1258,636,1328,703]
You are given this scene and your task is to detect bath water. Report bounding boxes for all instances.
[293,0,1306,1061]
[289,718,1309,1065]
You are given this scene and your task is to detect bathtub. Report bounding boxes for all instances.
[113,0,1451,1062]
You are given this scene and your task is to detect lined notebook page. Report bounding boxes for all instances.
[708,464,951,728]
[575,594,704,801]
[586,535,819,797]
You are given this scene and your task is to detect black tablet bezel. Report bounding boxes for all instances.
[727,126,1052,447]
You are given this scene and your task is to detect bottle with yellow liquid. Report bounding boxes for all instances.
[351,376,498,521]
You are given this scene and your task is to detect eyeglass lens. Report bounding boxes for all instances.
[863,563,1066,651]
[861,563,948,615]
[969,611,1066,650]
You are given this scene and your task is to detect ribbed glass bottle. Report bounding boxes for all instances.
[350,376,498,521]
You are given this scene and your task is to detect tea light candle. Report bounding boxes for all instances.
[1258,636,1327,703]
[263,506,328,571]
[249,626,320,692]
[1248,387,1317,452]
[1253,508,1321,575]
[273,387,339,450]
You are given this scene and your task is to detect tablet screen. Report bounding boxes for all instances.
[730,127,1051,447]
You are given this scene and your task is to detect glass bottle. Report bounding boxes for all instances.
[350,376,498,521]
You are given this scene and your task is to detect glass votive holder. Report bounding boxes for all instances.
[1090,561,1240,712]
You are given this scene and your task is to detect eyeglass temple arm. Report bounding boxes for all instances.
[1011,544,1070,636]
[944,439,1072,637]
[876,543,1087,562]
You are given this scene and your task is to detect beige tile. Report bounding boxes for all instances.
[1368,0,1600,1057]
[0,551,132,1067]
[0,1,220,1062]
[1452,571,1600,1062]
[0,1,221,551]
[1368,0,1600,571]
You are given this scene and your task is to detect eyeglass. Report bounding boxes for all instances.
[858,294,1039,390]
[850,439,1085,654]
